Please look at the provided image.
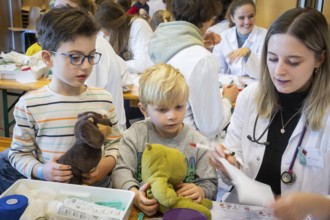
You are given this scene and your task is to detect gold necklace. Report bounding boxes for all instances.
[280,110,301,134]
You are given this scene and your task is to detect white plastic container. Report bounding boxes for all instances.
[1,179,135,220]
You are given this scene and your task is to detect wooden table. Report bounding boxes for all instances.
[123,84,139,102]
[129,201,276,220]
[0,78,139,137]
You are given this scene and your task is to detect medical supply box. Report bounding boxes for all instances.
[1,179,135,220]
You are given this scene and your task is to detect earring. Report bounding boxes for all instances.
[314,67,320,74]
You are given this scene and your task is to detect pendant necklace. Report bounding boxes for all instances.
[280,110,301,134]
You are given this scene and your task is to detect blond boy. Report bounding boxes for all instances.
[112,64,217,216]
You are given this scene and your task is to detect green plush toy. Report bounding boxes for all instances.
[141,143,213,220]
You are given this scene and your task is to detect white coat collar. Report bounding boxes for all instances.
[229,25,261,47]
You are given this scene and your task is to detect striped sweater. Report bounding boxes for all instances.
[8,85,121,181]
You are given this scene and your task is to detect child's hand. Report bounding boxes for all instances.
[271,192,330,220]
[83,156,116,185]
[44,157,72,182]
[131,183,159,216]
[82,166,100,185]
[139,8,150,21]
[175,183,205,203]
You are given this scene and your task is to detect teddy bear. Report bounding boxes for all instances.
[58,111,113,184]
[141,143,213,220]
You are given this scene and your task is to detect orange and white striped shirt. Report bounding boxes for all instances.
[9,85,121,180]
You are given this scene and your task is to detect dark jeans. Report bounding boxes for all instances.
[0,149,26,194]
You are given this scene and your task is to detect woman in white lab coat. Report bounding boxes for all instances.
[212,0,267,78]
[209,7,330,203]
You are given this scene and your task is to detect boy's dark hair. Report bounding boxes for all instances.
[171,0,221,28]
[216,0,232,22]
[37,6,99,51]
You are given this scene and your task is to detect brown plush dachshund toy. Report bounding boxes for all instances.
[58,111,113,184]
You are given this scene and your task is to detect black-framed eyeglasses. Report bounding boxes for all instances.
[50,51,102,66]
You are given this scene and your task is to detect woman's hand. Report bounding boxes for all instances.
[223,83,240,104]
[203,31,222,49]
[208,143,239,179]
[227,47,251,64]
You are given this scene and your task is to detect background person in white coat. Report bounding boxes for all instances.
[209,7,330,200]
[212,0,267,79]
[149,0,240,141]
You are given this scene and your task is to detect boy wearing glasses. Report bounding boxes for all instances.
[3,7,121,191]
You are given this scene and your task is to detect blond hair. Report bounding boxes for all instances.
[139,64,189,107]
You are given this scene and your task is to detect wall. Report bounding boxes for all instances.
[256,0,330,28]
[255,0,298,28]
[323,0,330,24]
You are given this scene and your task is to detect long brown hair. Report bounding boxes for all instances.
[95,1,133,60]
[256,8,330,130]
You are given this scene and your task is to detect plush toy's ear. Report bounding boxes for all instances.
[146,143,152,151]
[78,111,102,119]
[98,123,112,138]
[77,116,104,148]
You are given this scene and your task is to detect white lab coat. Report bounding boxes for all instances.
[212,25,267,79]
[126,18,154,75]
[167,45,232,141]
[148,0,166,17]
[86,35,127,131]
[224,83,330,195]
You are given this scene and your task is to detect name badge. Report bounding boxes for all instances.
[298,147,307,166]
[305,148,324,168]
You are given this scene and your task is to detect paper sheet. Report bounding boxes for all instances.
[218,158,275,207]
[212,202,276,220]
